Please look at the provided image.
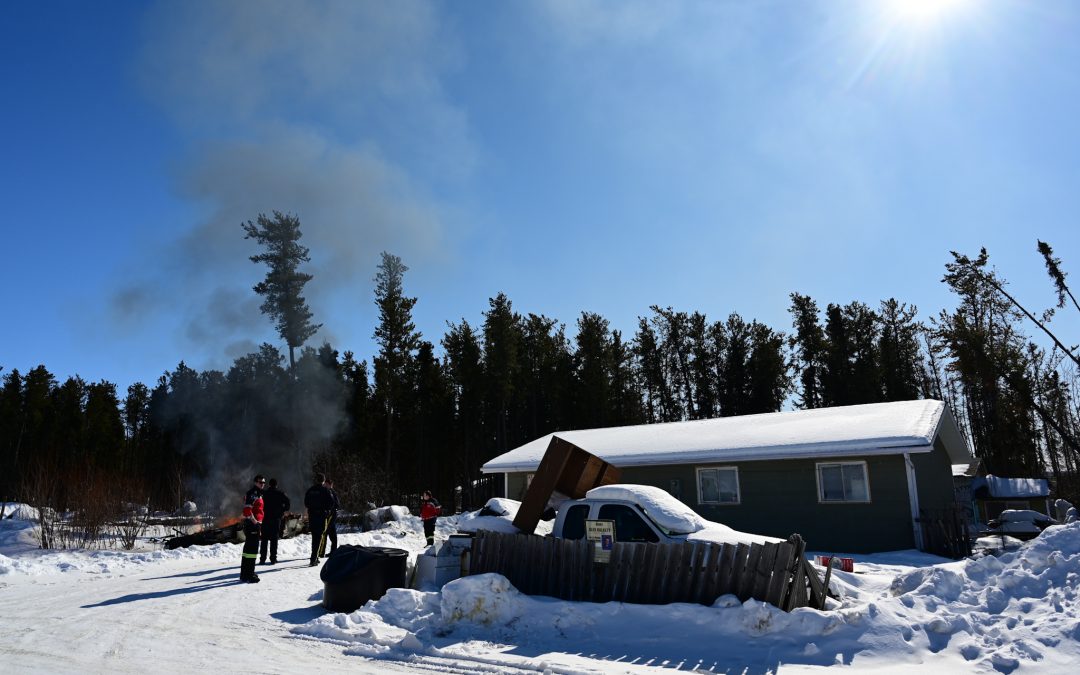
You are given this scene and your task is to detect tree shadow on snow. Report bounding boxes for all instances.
[143,566,229,581]
[81,578,247,607]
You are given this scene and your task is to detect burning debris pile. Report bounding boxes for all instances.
[164,513,309,550]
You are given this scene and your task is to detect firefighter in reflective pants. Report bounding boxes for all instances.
[240,475,265,583]
[305,473,335,566]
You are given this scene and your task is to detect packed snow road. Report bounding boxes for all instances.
[5,502,1080,674]
[0,546,407,673]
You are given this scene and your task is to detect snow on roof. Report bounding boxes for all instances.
[973,475,1050,499]
[483,399,967,473]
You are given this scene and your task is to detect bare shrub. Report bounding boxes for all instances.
[114,481,151,550]
[54,468,119,550]
[21,462,61,549]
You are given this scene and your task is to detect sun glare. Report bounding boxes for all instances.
[886,0,971,25]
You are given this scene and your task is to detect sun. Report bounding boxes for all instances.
[885,0,971,25]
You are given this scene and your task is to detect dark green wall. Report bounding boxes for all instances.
[500,449,965,553]
[912,438,958,513]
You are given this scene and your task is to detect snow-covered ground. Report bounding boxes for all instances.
[2,502,1078,673]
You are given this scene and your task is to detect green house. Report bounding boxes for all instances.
[481,400,973,554]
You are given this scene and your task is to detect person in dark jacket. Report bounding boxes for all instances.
[239,474,265,583]
[259,478,290,565]
[304,473,335,566]
[323,479,339,558]
[420,490,441,546]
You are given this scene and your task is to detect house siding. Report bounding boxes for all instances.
[912,438,959,513]
[502,452,924,553]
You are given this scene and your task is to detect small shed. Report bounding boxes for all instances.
[971,474,1051,523]
[482,399,973,554]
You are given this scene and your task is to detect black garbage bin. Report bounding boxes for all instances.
[321,545,408,612]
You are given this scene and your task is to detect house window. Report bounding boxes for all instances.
[817,462,870,503]
[696,467,740,505]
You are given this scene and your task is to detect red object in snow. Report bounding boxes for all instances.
[816,555,855,573]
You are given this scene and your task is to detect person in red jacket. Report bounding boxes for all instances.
[239,474,265,583]
[419,490,441,546]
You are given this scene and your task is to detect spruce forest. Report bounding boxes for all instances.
[1,213,1078,517]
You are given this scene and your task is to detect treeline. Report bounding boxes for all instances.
[1,213,1078,514]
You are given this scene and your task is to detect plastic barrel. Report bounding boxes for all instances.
[321,545,408,612]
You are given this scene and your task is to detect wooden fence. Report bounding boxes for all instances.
[917,506,972,559]
[468,530,826,611]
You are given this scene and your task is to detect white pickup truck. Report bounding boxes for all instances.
[549,484,779,547]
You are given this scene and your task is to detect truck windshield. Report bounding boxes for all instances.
[597,504,659,543]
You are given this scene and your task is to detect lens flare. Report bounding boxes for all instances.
[886,0,970,25]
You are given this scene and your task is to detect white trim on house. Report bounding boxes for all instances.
[904,453,924,548]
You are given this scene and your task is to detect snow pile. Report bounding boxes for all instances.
[361,505,411,531]
[687,522,782,547]
[291,523,1080,673]
[2,502,39,521]
[0,505,429,577]
[449,498,553,536]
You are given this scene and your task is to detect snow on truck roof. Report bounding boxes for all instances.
[586,484,706,534]
[585,484,781,546]
[483,399,970,473]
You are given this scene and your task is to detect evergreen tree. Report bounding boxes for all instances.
[482,293,522,458]
[878,299,924,401]
[745,320,790,413]
[0,369,23,497]
[844,301,882,405]
[84,381,124,469]
[123,382,151,477]
[519,314,572,439]
[633,317,669,423]
[610,329,644,426]
[403,341,453,494]
[573,312,614,429]
[820,303,853,406]
[788,293,825,409]
[688,312,717,420]
[242,211,321,373]
[651,306,695,419]
[1038,240,1080,314]
[443,320,485,480]
[717,313,751,417]
[937,251,1042,474]
[372,252,421,472]
[339,350,374,465]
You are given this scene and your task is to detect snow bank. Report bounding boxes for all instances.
[443,498,553,536]
[2,503,39,521]
[293,522,1080,673]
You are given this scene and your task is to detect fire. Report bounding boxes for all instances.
[213,515,242,529]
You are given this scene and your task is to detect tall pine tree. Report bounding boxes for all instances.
[372,252,421,473]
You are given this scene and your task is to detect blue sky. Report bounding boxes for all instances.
[2,0,1079,391]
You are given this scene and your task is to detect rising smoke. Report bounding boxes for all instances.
[110,1,472,508]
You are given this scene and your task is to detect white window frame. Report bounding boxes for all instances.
[696,466,741,505]
[816,461,871,503]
